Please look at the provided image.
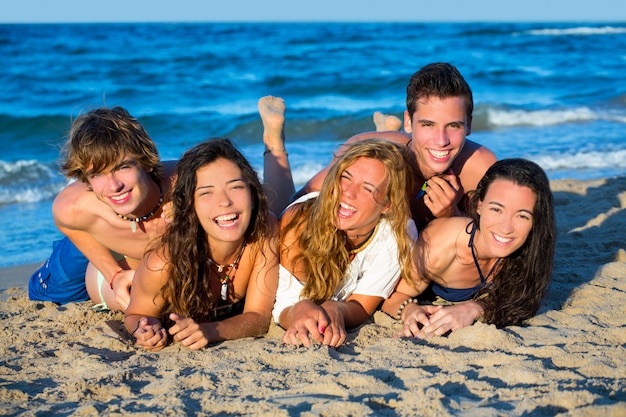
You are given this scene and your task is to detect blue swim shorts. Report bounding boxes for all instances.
[28,237,90,304]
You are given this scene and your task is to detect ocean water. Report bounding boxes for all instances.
[1,22,625,268]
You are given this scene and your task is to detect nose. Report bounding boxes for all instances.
[499,216,515,234]
[342,181,356,200]
[434,127,451,147]
[217,189,233,207]
[106,173,124,192]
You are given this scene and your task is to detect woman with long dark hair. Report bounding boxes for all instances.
[383,158,556,336]
[125,138,279,351]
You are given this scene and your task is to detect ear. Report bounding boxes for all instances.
[380,202,392,216]
[465,115,472,136]
[476,199,482,216]
[403,111,412,133]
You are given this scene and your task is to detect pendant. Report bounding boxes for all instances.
[216,265,224,273]
[130,222,137,233]
[220,281,228,300]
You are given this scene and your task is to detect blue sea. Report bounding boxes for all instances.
[1,22,625,269]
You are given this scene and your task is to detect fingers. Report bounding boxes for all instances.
[423,173,462,217]
[282,318,347,348]
[321,323,347,348]
[134,320,168,351]
[395,305,444,339]
[161,201,173,223]
[167,314,209,349]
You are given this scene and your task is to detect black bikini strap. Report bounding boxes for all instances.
[467,221,500,285]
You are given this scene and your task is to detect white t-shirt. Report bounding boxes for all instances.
[272,192,418,324]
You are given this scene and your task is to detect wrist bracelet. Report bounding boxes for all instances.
[395,298,418,321]
[110,269,124,289]
[263,147,288,156]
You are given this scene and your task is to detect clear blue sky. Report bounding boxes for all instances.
[2,0,624,23]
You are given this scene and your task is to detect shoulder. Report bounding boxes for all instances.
[454,139,497,191]
[422,217,471,243]
[52,181,100,228]
[144,248,168,271]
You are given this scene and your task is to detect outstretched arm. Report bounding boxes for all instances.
[53,187,134,311]
[124,251,169,350]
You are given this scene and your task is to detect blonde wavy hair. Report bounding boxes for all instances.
[282,139,415,303]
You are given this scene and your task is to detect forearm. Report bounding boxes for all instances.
[124,314,147,335]
[464,300,486,323]
[381,291,415,318]
[322,300,369,330]
[208,311,271,342]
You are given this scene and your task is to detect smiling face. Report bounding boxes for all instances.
[193,158,253,246]
[404,96,471,179]
[335,157,391,239]
[475,179,536,259]
[86,156,157,218]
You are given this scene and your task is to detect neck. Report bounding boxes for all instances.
[116,177,163,223]
[346,225,376,254]
[209,238,246,265]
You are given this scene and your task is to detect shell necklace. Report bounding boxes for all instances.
[208,241,247,300]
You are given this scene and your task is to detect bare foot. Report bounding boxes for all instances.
[373,111,402,132]
[258,96,286,150]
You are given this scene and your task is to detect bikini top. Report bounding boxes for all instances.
[430,221,500,302]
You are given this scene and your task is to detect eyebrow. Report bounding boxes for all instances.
[195,178,246,192]
[85,158,133,177]
[343,169,383,192]
[488,201,534,216]
[416,118,466,127]
[113,158,134,170]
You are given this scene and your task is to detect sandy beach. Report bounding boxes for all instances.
[1,176,625,416]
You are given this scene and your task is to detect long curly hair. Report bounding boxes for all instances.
[282,139,415,303]
[61,106,162,184]
[155,138,273,321]
[468,158,556,327]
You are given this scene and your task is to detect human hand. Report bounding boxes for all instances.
[395,303,441,338]
[423,170,463,218]
[282,300,330,347]
[111,269,135,312]
[318,300,348,347]
[160,201,173,224]
[168,313,211,350]
[411,302,483,338]
[133,317,168,351]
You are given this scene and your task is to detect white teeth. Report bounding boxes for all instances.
[215,214,238,223]
[429,150,450,158]
[340,202,356,212]
[110,191,129,201]
[494,234,513,244]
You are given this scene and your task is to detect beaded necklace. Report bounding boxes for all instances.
[208,241,247,300]
[115,183,163,233]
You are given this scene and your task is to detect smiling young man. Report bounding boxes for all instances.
[293,63,497,229]
[29,107,175,311]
